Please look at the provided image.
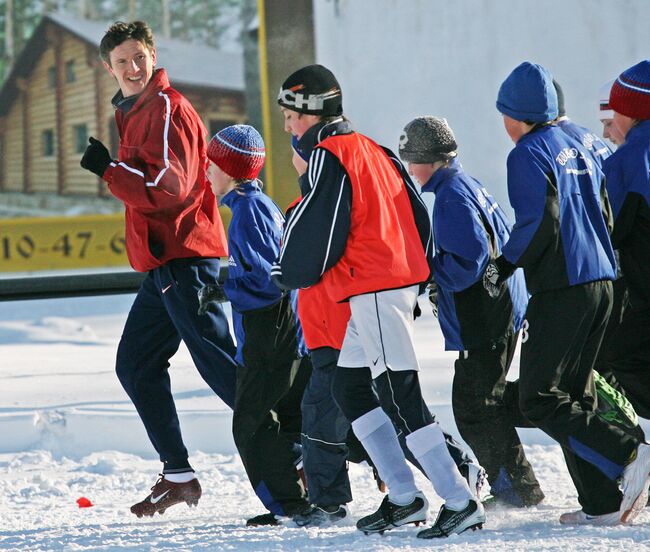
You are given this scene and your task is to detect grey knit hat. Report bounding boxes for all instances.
[399,117,457,163]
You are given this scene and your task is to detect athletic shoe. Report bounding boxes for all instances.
[620,443,650,523]
[356,491,428,534]
[293,504,348,527]
[246,512,280,526]
[482,489,545,509]
[559,509,623,526]
[130,475,201,518]
[460,463,486,500]
[417,499,485,539]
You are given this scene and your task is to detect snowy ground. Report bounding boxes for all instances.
[1,293,649,551]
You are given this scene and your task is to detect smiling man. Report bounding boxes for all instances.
[80,21,238,518]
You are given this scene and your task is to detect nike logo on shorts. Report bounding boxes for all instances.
[161,284,173,294]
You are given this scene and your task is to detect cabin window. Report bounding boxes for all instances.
[65,60,76,83]
[47,66,57,88]
[73,124,88,154]
[42,129,55,157]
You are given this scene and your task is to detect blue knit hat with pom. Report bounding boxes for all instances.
[497,62,558,123]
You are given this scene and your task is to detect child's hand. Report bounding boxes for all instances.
[292,150,308,176]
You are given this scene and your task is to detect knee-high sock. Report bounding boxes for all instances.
[406,422,473,509]
[352,407,418,504]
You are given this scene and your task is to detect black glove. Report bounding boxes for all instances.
[80,137,113,177]
[482,256,517,298]
[428,282,438,318]
[197,283,228,315]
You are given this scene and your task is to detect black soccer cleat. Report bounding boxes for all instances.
[417,498,485,539]
[357,491,428,534]
[246,512,280,526]
[293,504,348,527]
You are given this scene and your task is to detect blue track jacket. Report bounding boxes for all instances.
[603,119,650,310]
[220,181,306,364]
[423,159,527,351]
[557,118,612,168]
[502,125,616,294]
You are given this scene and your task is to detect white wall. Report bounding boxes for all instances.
[313,0,648,214]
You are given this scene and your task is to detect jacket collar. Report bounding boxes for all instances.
[421,158,463,194]
[625,118,650,142]
[112,68,171,114]
[220,180,262,207]
[295,117,353,160]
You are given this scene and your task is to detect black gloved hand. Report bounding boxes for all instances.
[80,137,113,177]
[428,281,439,318]
[197,283,228,315]
[482,256,517,298]
[483,262,502,298]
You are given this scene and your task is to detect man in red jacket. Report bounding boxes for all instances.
[80,20,237,518]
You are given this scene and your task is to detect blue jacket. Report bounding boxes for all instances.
[603,119,650,310]
[502,125,616,294]
[557,117,612,168]
[423,159,527,351]
[220,181,306,364]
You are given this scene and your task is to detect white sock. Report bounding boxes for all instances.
[352,407,418,503]
[164,471,196,483]
[406,423,472,510]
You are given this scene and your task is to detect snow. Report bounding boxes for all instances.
[1,294,649,551]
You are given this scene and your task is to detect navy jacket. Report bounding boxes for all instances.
[502,125,616,294]
[603,119,650,310]
[423,159,527,351]
[221,181,306,364]
[271,119,433,294]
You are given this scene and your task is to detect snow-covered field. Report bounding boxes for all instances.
[1,293,648,551]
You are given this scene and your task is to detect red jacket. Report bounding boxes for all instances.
[317,133,430,302]
[103,69,227,272]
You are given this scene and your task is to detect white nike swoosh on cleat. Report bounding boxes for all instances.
[150,489,171,504]
[161,284,173,294]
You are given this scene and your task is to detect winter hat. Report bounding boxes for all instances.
[398,117,457,164]
[598,79,615,120]
[207,124,265,180]
[496,62,558,123]
[553,80,566,117]
[609,60,650,120]
[277,64,343,116]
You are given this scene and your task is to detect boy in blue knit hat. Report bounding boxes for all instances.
[203,124,312,526]
[486,61,645,526]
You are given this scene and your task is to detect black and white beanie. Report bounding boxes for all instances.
[399,117,457,164]
[277,64,343,117]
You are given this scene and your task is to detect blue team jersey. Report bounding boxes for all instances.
[422,159,527,351]
[503,125,616,294]
[221,181,307,364]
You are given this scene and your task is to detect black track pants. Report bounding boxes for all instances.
[518,281,639,513]
[232,296,312,517]
[453,332,544,506]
